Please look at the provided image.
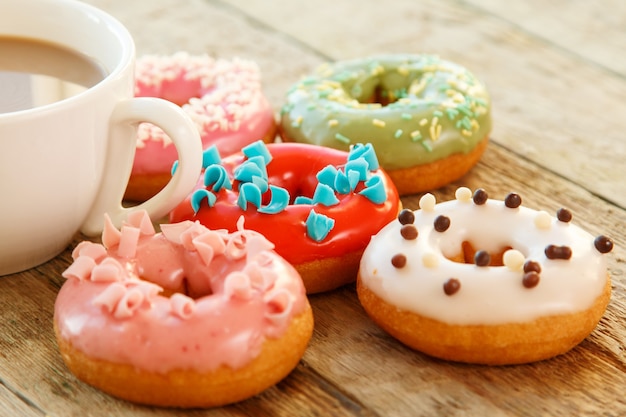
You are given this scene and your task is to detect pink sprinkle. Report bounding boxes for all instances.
[117,225,141,258]
[62,256,96,281]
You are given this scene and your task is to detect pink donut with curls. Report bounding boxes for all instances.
[53,210,312,408]
[127,52,277,201]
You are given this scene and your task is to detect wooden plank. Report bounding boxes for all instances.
[463,0,626,76]
[219,0,626,209]
[0,384,43,417]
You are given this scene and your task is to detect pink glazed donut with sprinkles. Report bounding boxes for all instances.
[357,187,614,365]
[54,210,313,408]
[126,52,277,201]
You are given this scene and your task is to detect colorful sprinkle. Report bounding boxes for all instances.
[422,253,439,268]
[594,235,614,254]
[523,260,542,274]
[305,210,335,242]
[258,185,290,214]
[443,278,461,295]
[242,140,272,165]
[522,272,540,288]
[455,187,472,202]
[359,176,387,204]
[348,143,379,170]
[397,209,415,225]
[203,164,232,192]
[433,215,451,232]
[334,132,351,144]
[472,188,488,205]
[400,225,418,240]
[202,145,222,169]
[534,211,552,230]
[191,189,216,213]
[311,183,340,207]
[503,250,525,271]
[544,245,572,260]
[236,182,262,210]
[474,250,490,266]
[372,119,386,128]
[504,193,522,209]
[391,254,407,268]
[556,208,572,223]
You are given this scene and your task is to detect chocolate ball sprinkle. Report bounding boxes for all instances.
[400,224,418,240]
[398,209,415,225]
[522,272,540,288]
[473,188,488,205]
[433,215,451,232]
[594,235,614,254]
[474,250,491,266]
[545,245,572,260]
[391,254,407,268]
[443,278,461,295]
[523,260,542,274]
[556,208,572,223]
[504,193,522,208]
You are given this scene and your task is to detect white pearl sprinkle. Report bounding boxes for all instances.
[534,211,552,230]
[455,187,472,202]
[419,193,436,211]
[422,252,439,268]
[503,249,525,271]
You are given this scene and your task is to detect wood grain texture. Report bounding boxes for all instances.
[1,0,625,415]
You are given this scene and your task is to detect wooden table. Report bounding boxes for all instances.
[2,0,625,415]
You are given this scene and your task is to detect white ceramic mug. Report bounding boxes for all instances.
[0,0,203,275]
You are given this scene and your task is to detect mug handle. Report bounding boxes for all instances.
[80,97,202,236]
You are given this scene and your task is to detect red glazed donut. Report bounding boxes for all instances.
[126,52,277,201]
[170,141,401,293]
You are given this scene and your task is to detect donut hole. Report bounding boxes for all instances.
[265,168,323,204]
[446,241,514,267]
[361,85,396,106]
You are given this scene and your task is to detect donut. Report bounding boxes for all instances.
[357,187,613,365]
[54,210,313,408]
[126,52,277,201]
[169,141,401,294]
[278,54,491,195]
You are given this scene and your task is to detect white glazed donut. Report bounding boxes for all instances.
[357,187,613,365]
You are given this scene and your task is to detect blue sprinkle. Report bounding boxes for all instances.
[345,158,369,181]
[191,189,216,213]
[348,143,379,170]
[237,183,262,210]
[202,146,221,169]
[316,165,338,188]
[234,158,267,183]
[258,185,290,214]
[358,175,386,204]
[203,165,232,192]
[242,140,272,165]
[312,183,340,207]
[334,170,352,194]
[251,175,269,194]
[171,160,179,176]
[305,210,335,242]
[294,196,313,205]
[347,169,360,191]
